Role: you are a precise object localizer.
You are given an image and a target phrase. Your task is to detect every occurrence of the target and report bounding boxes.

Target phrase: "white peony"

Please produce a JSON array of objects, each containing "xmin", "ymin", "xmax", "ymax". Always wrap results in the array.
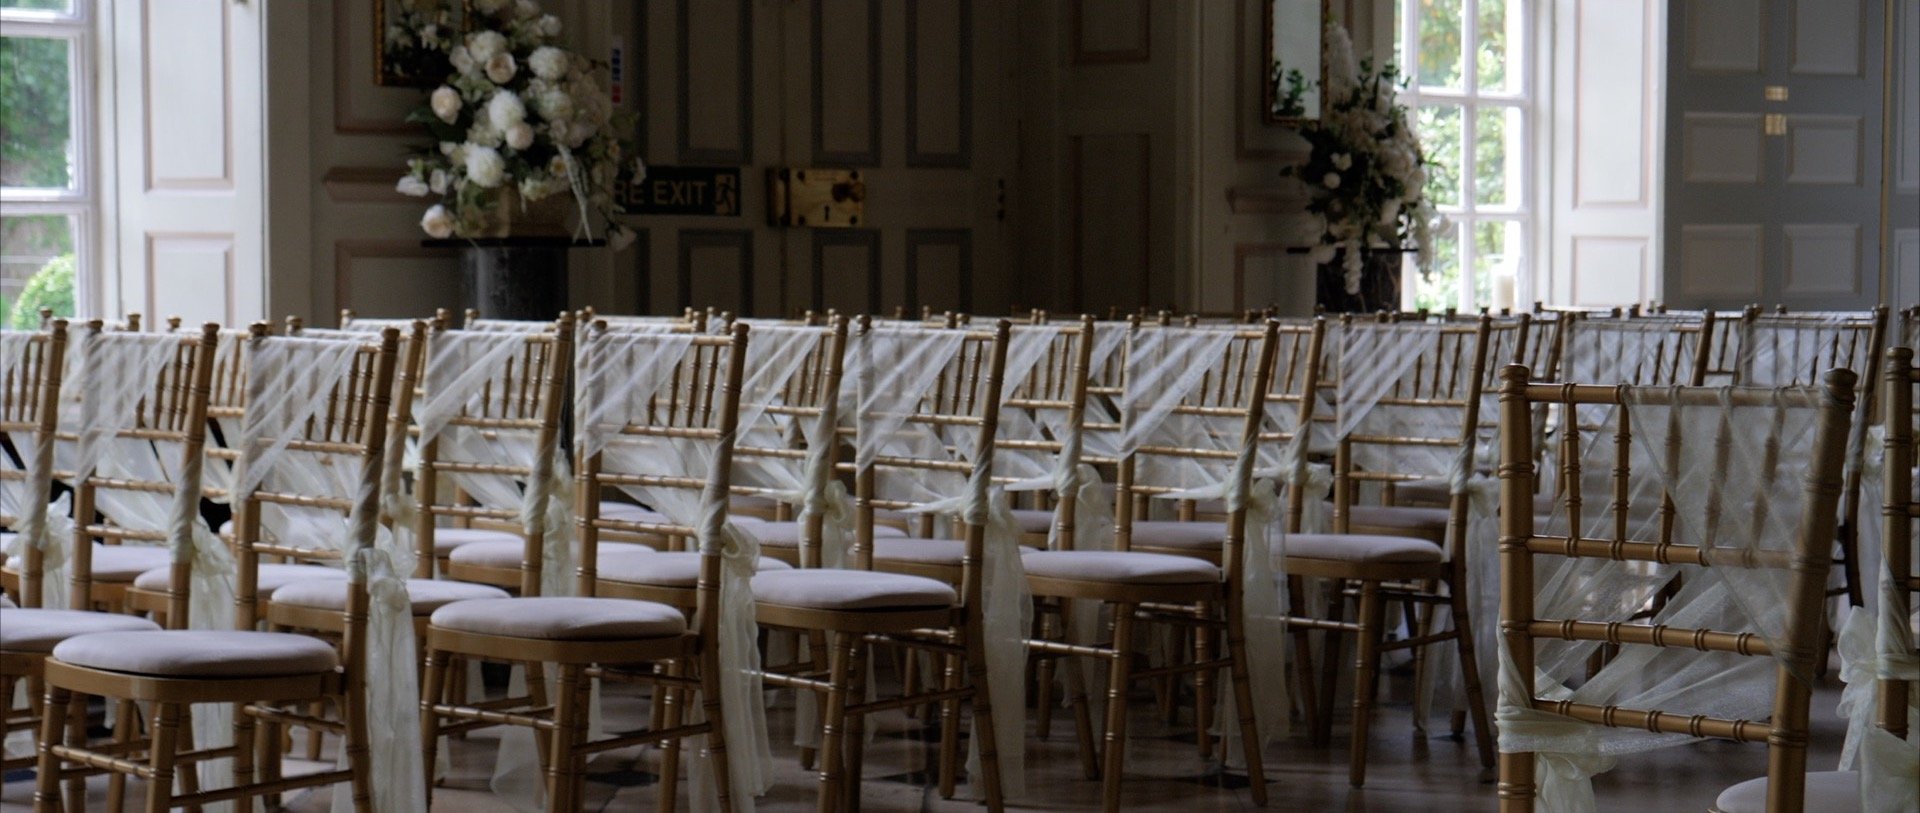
[
  {"xmin": 466, "ymin": 121, "xmax": 503, "ymax": 148},
  {"xmin": 534, "ymin": 88, "xmax": 573, "ymax": 122},
  {"xmin": 485, "ymin": 52, "xmax": 518, "ymax": 84},
  {"xmin": 487, "ymin": 90, "xmax": 526, "ymax": 130},
  {"xmin": 472, "ymin": 0, "xmax": 508, "ymax": 16},
  {"xmin": 467, "ymin": 30, "xmax": 508, "ymax": 63},
  {"xmin": 536, "ymin": 14, "xmax": 562, "ymax": 37},
  {"xmin": 449, "ymin": 45, "xmax": 477, "ymax": 78},
  {"xmin": 505, "ymin": 122, "xmax": 534, "ymax": 150},
  {"xmin": 1323, "ymin": 172, "xmax": 1343, "ymax": 190},
  {"xmin": 607, "ymin": 225, "xmax": 637, "ymax": 252},
  {"xmin": 430, "ymin": 85, "xmax": 462, "ymax": 124},
  {"xmin": 420, "ymin": 204, "xmax": 455, "ymax": 238},
  {"xmin": 1330, "ymin": 152, "xmax": 1352, "ymax": 171},
  {"xmin": 428, "ymin": 168, "xmax": 450, "ymax": 194},
  {"xmin": 396, "ymin": 175, "xmax": 431, "ymax": 197},
  {"xmin": 465, "ymin": 146, "xmax": 506, "ymax": 188},
  {"xmin": 528, "ymin": 46, "xmax": 569, "ymax": 81},
  {"xmin": 514, "ymin": 0, "xmax": 539, "ymax": 20}
]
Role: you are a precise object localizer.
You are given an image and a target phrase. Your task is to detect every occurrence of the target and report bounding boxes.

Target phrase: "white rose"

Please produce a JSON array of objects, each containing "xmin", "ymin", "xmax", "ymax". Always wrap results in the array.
[
  {"xmin": 547, "ymin": 119, "xmax": 571, "ymax": 145},
  {"xmin": 430, "ymin": 85, "xmax": 462, "ymax": 124},
  {"xmin": 467, "ymin": 30, "xmax": 507, "ymax": 63},
  {"xmin": 429, "ymin": 168, "xmax": 450, "ymax": 194},
  {"xmin": 420, "ymin": 204, "xmax": 455, "ymax": 239},
  {"xmin": 487, "ymin": 90, "xmax": 526, "ymax": 130},
  {"xmin": 1330, "ymin": 152, "xmax": 1352, "ymax": 171},
  {"xmin": 505, "ymin": 122, "xmax": 535, "ymax": 150},
  {"xmin": 536, "ymin": 14, "xmax": 562, "ymax": 37},
  {"xmin": 515, "ymin": 0, "xmax": 540, "ymax": 20},
  {"xmin": 396, "ymin": 175, "xmax": 431, "ymax": 197},
  {"xmin": 529, "ymin": 46, "xmax": 569, "ymax": 81},
  {"xmin": 472, "ymin": 0, "xmax": 508, "ymax": 16},
  {"xmin": 466, "ymin": 121, "xmax": 502, "ymax": 148},
  {"xmin": 548, "ymin": 155, "xmax": 570, "ymax": 177},
  {"xmin": 449, "ymin": 45, "xmax": 477, "ymax": 78},
  {"xmin": 631, "ymin": 156, "xmax": 648, "ymax": 180},
  {"xmin": 1323, "ymin": 172, "xmax": 1343, "ymax": 190},
  {"xmin": 465, "ymin": 146, "xmax": 506, "ymax": 188},
  {"xmin": 607, "ymin": 225, "xmax": 637, "ymax": 252},
  {"xmin": 485, "ymin": 52, "xmax": 518, "ymax": 84},
  {"xmin": 535, "ymin": 89, "xmax": 574, "ymax": 122}
]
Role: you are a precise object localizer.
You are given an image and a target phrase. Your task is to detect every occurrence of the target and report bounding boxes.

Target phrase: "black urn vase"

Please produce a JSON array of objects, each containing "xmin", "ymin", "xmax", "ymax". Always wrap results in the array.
[
  {"xmin": 1314, "ymin": 249, "xmax": 1407, "ymax": 314},
  {"xmin": 425, "ymin": 237, "xmax": 599, "ymax": 321}
]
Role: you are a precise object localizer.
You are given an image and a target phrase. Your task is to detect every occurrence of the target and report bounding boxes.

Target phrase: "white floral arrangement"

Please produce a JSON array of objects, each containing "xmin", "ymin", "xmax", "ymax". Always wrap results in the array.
[
  {"xmin": 389, "ymin": 0, "xmax": 640, "ymax": 248},
  {"xmin": 1281, "ymin": 26, "xmax": 1441, "ymax": 294}
]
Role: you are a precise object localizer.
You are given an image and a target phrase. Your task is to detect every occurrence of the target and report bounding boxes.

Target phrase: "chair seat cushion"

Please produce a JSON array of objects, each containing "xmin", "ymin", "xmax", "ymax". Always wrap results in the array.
[
  {"xmin": 271, "ymin": 578, "xmax": 509, "ymax": 615},
  {"xmin": 1712, "ymin": 771, "xmax": 1861, "ymax": 813},
  {"xmin": 9, "ymin": 544, "xmax": 173, "ymax": 582},
  {"xmin": 744, "ymin": 520, "xmax": 906, "ymax": 549},
  {"xmin": 448, "ymin": 539, "xmax": 654, "ymax": 571},
  {"xmin": 1283, "ymin": 533, "xmax": 1445, "ymax": 564},
  {"xmin": 429, "ymin": 597, "xmax": 686, "ymax": 640},
  {"xmin": 134, "ymin": 563, "xmax": 346, "ymax": 594},
  {"xmin": 1009, "ymin": 508, "xmax": 1056, "ymax": 534},
  {"xmin": 52, "ymin": 630, "xmax": 339, "ymax": 678},
  {"xmin": 0, "ymin": 609, "xmax": 161, "ymax": 652},
  {"xmin": 1394, "ymin": 480, "xmax": 1558, "ymax": 514},
  {"xmin": 1328, "ymin": 502, "xmax": 1452, "ymax": 533},
  {"xmin": 1020, "ymin": 550, "xmax": 1219, "ymax": 584},
  {"xmin": 598, "ymin": 551, "xmax": 791, "ymax": 587},
  {"xmin": 871, "ymin": 537, "xmax": 970, "ymax": 566},
  {"xmin": 1126, "ymin": 521, "xmax": 1226, "ymax": 551},
  {"xmin": 751, "ymin": 569, "xmax": 956, "ymax": 611},
  {"xmin": 432, "ymin": 527, "xmax": 520, "ymax": 556},
  {"xmin": 598, "ymin": 503, "xmax": 767, "ymax": 526}
]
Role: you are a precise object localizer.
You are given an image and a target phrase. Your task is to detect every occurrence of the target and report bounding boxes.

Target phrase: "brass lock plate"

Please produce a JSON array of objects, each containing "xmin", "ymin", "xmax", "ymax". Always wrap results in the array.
[{"xmin": 768, "ymin": 168, "xmax": 866, "ymax": 228}]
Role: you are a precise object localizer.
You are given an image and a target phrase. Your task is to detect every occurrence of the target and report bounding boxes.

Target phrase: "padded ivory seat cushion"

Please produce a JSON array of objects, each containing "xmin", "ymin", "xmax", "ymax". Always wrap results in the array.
[
  {"xmin": 1331, "ymin": 503, "xmax": 1452, "ymax": 534},
  {"xmin": 1711, "ymin": 771, "xmax": 1861, "ymax": 813},
  {"xmin": 1009, "ymin": 509, "xmax": 1055, "ymax": 534},
  {"xmin": 134, "ymin": 563, "xmax": 345, "ymax": 594},
  {"xmin": 0, "ymin": 593, "xmax": 14, "ymax": 608},
  {"xmin": 432, "ymin": 526, "xmax": 520, "ymax": 556},
  {"xmin": 271, "ymin": 578, "xmax": 509, "ymax": 615},
  {"xmin": 751, "ymin": 569, "xmax": 956, "ymax": 611},
  {"xmin": 597, "ymin": 551, "xmax": 791, "ymax": 587},
  {"xmin": 871, "ymin": 537, "xmax": 970, "ymax": 566},
  {"xmin": 1126, "ymin": 521, "xmax": 1227, "ymax": 550},
  {"xmin": 744, "ymin": 520, "xmax": 906, "ymax": 548},
  {"xmin": 598, "ymin": 502, "xmax": 767, "ymax": 526},
  {"xmin": 52, "ymin": 630, "xmax": 339, "ymax": 678},
  {"xmin": 1020, "ymin": 550, "xmax": 1218, "ymax": 585},
  {"xmin": 1283, "ymin": 533, "xmax": 1445, "ymax": 564},
  {"xmin": 430, "ymin": 597, "xmax": 686, "ymax": 640},
  {"xmin": 8, "ymin": 544, "xmax": 172, "ymax": 582},
  {"xmin": 1395, "ymin": 480, "xmax": 1558, "ymax": 515},
  {"xmin": 447, "ymin": 539, "xmax": 654, "ymax": 571},
  {"xmin": 0, "ymin": 609, "xmax": 160, "ymax": 652}
]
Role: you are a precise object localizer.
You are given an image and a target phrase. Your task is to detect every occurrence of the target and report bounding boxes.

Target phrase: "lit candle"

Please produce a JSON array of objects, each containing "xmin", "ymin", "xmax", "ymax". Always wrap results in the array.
[{"xmin": 1492, "ymin": 274, "xmax": 1517, "ymax": 313}]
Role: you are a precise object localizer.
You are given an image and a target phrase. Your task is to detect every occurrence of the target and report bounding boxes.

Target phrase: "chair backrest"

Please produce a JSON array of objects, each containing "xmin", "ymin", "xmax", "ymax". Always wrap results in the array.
[
  {"xmin": 1880, "ymin": 347, "xmax": 1918, "ymax": 741},
  {"xmin": 1494, "ymin": 365, "xmax": 1857, "ymax": 812},
  {"xmin": 990, "ymin": 318, "xmax": 1097, "ymax": 547},
  {"xmin": 409, "ymin": 316, "xmax": 574, "ymax": 589},
  {"xmin": 572, "ymin": 323, "xmax": 747, "ymax": 634},
  {"xmin": 227, "ymin": 328, "xmax": 398, "ymax": 634},
  {"xmin": 67, "ymin": 324, "xmax": 220, "ymax": 615},
  {"xmin": 1557, "ymin": 312, "xmax": 1711, "ymax": 387},
  {"xmin": 727, "ymin": 318, "xmax": 849, "ymax": 567},
  {"xmin": 842, "ymin": 318, "xmax": 1010, "ymax": 609},
  {"xmin": 1, "ymin": 321, "xmax": 69, "ymax": 608}
]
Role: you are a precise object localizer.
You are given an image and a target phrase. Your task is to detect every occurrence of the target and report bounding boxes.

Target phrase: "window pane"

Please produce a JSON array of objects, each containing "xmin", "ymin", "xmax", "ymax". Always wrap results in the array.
[
  {"xmin": 0, "ymin": 35, "xmax": 75, "ymax": 190},
  {"xmin": 0, "ymin": 0, "xmax": 74, "ymax": 12},
  {"xmin": 1474, "ymin": 106, "xmax": 1517, "ymax": 206},
  {"xmin": 1477, "ymin": 0, "xmax": 1512, "ymax": 93},
  {"xmin": 1, "ymin": 213, "xmax": 75, "ymax": 328},
  {"xmin": 1411, "ymin": 221, "xmax": 1461, "ymax": 312},
  {"xmin": 1417, "ymin": 0, "xmax": 1465, "ymax": 89},
  {"xmin": 1418, "ymin": 104, "xmax": 1463, "ymax": 207}
]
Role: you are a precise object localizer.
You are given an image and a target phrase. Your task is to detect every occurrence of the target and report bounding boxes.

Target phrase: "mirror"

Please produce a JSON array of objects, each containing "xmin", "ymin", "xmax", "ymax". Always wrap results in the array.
[{"xmin": 1265, "ymin": 0, "xmax": 1326, "ymax": 123}]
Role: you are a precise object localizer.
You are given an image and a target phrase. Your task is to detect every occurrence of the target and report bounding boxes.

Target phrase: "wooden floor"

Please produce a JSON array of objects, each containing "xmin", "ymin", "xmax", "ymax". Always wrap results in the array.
[{"xmin": 2, "ymin": 663, "xmax": 1848, "ymax": 812}]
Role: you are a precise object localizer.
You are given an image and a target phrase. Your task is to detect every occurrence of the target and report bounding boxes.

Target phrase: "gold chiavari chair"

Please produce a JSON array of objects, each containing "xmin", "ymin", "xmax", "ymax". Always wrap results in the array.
[
  {"xmin": 1738, "ymin": 307, "xmax": 1888, "ymax": 611},
  {"xmin": 1494, "ymin": 365, "xmax": 1857, "ymax": 813},
  {"xmin": 753, "ymin": 319, "xmax": 1013, "ymax": 813},
  {"xmin": 41, "ymin": 308, "xmax": 140, "ymax": 333},
  {"xmin": 2, "ymin": 322, "xmax": 164, "ymax": 783},
  {"xmin": 420, "ymin": 325, "xmax": 752, "ymax": 812},
  {"xmin": 35, "ymin": 327, "xmax": 400, "ymax": 813}
]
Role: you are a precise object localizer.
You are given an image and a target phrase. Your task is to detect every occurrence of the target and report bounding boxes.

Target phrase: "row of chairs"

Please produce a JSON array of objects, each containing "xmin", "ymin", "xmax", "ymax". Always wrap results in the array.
[{"xmin": 0, "ymin": 302, "xmax": 1914, "ymax": 813}]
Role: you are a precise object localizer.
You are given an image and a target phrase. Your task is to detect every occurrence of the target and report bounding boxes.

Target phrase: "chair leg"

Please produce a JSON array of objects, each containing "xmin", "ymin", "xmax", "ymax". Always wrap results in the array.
[
  {"xmin": 145, "ymin": 702, "xmax": 184, "ymax": 813},
  {"xmin": 1100, "ymin": 603, "xmax": 1136, "ymax": 813},
  {"xmin": 1449, "ymin": 581, "xmax": 1497, "ymax": 771},
  {"xmin": 1193, "ymin": 601, "xmax": 1214, "ymax": 758},
  {"xmin": 797, "ymin": 629, "xmax": 827, "ymax": 772},
  {"xmin": 61, "ymin": 692, "xmax": 86, "ymax": 812},
  {"xmin": 1314, "ymin": 580, "xmax": 1347, "ymax": 748},
  {"xmin": 697, "ymin": 654, "xmax": 737, "ymax": 813},
  {"xmin": 1348, "ymin": 582, "xmax": 1386, "ymax": 788},
  {"xmin": 33, "ymin": 685, "xmax": 71, "ymax": 813},
  {"xmin": 656, "ymin": 659, "xmax": 686, "ymax": 813},
  {"xmin": 964, "ymin": 624, "xmax": 1007, "ymax": 813},
  {"xmin": 420, "ymin": 649, "xmax": 449, "ymax": 802},
  {"xmin": 550, "ymin": 665, "xmax": 584, "ymax": 813},
  {"xmin": 1287, "ymin": 576, "xmax": 1320, "ymax": 738},
  {"xmin": 344, "ymin": 685, "xmax": 375, "ymax": 812},
  {"xmin": 1034, "ymin": 604, "xmax": 1057, "ymax": 741},
  {"xmin": 936, "ymin": 651, "xmax": 962, "ymax": 798},
  {"xmin": 231, "ymin": 702, "xmax": 257, "ymax": 812},
  {"xmin": 524, "ymin": 662, "xmax": 553, "ymax": 775},
  {"xmin": 107, "ymin": 698, "xmax": 135, "ymax": 811},
  {"xmin": 1224, "ymin": 597, "xmax": 1268, "ymax": 807},
  {"xmin": 845, "ymin": 642, "xmax": 870, "ymax": 813},
  {"xmin": 1060, "ymin": 602, "xmax": 1100, "ymax": 781},
  {"xmin": 816, "ymin": 633, "xmax": 857, "ymax": 813}
]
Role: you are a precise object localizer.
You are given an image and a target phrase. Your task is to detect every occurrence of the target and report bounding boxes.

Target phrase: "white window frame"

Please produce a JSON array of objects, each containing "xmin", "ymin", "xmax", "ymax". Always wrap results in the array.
[
  {"xmin": 1396, "ymin": 0, "xmax": 1534, "ymax": 312},
  {"xmin": 0, "ymin": 0, "xmax": 95, "ymax": 319}
]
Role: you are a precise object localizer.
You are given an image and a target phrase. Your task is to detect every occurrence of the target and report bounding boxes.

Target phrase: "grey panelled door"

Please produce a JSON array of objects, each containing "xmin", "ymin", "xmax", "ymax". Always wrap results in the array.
[
  {"xmin": 1664, "ymin": 0, "xmax": 1902, "ymax": 309},
  {"xmin": 622, "ymin": 0, "xmax": 1015, "ymax": 318}
]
